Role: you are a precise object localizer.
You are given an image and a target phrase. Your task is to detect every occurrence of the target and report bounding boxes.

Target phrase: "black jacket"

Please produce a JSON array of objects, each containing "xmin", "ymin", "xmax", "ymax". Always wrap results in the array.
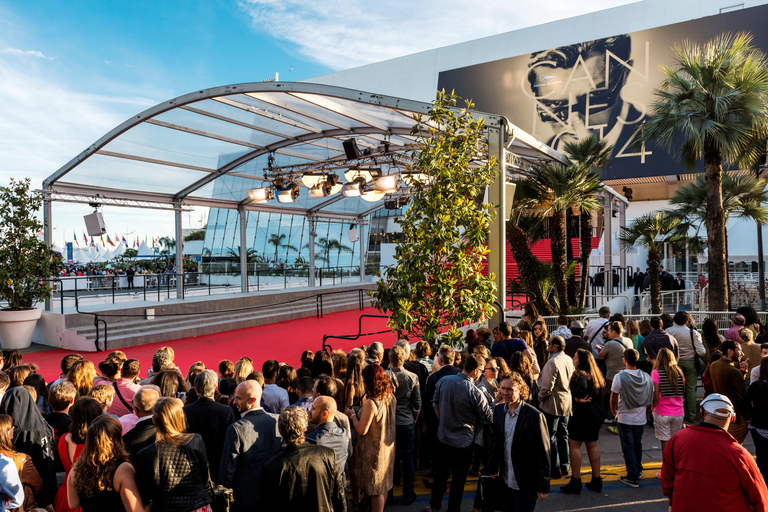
[
  {"xmin": 741, "ymin": 380, "xmax": 768, "ymax": 429},
  {"xmin": 123, "ymin": 418, "xmax": 157, "ymax": 462},
  {"xmin": 184, "ymin": 397, "xmax": 235, "ymax": 482},
  {"xmin": 486, "ymin": 402, "xmax": 551, "ymax": 495},
  {"xmin": 423, "ymin": 365, "xmax": 460, "ymax": 432},
  {"xmin": 135, "ymin": 434, "xmax": 212, "ymax": 512},
  {"xmin": 262, "ymin": 443, "xmax": 346, "ymax": 512}
]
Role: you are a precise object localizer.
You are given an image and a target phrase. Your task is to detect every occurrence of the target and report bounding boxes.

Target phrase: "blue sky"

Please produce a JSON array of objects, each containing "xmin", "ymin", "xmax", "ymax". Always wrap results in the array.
[{"xmin": 0, "ymin": 0, "xmax": 634, "ymax": 245}]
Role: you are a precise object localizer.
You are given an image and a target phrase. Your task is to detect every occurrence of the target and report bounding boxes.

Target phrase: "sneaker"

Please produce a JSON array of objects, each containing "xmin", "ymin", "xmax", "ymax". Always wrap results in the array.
[
  {"xmin": 608, "ymin": 426, "xmax": 620, "ymax": 434},
  {"xmin": 603, "ymin": 418, "xmax": 615, "ymax": 424},
  {"xmin": 619, "ymin": 476, "xmax": 640, "ymax": 488},
  {"xmin": 656, "ymin": 472, "xmax": 662, "ymax": 479}
]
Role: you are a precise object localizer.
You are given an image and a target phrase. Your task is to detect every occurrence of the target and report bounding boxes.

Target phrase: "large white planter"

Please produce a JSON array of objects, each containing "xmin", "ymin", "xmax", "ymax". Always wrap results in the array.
[{"xmin": 0, "ymin": 309, "xmax": 42, "ymax": 350}]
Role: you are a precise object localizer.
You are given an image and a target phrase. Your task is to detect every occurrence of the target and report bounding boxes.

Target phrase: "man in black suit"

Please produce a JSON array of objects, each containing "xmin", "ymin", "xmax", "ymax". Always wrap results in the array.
[
  {"xmin": 219, "ymin": 380, "xmax": 282, "ymax": 512},
  {"xmin": 632, "ymin": 267, "xmax": 644, "ymax": 297},
  {"xmin": 123, "ymin": 386, "xmax": 160, "ymax": 461},
  {"xmin": 485, "ymin": 372, "xmax": 551, "ymax": 512},
  {"xmin": 184, "ymin": 370, "xmax": 235, "ymax": 482}
]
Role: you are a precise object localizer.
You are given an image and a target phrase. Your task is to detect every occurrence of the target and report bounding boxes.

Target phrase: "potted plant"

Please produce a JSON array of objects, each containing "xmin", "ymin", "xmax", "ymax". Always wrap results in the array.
[{"xmin": 0, "ymin": 178, "xmax": 61, "ymax": 349}]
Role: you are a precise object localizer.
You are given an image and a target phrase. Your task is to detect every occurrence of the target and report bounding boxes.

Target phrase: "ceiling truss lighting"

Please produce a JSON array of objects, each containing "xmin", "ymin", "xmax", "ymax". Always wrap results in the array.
[{"xmin": 246, "ymin": 186, "xmax": 274, "ymax": 204}]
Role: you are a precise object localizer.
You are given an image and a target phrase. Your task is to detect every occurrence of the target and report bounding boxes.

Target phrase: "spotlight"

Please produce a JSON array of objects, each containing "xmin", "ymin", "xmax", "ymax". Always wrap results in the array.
[
  {"xmin": 301, "ymin": 172, "xmax": 326, "ymax": 188},
  {"xmin": 361, "ymin": 189, "xmax": 386, "ymax": 202},
  {"xmin": 246, "ymin": 187, "xmax": 274, "ymax": 204},
  {"xmin": 342, "ymin": 177, "xmax": 366, "ymax": 197},
  {"xmin": 373, "ymin": 174, "xmax": 397, "ymax": 193},
  {"xmin": 344, "ymin": 166, "xmax": 379, "ymax": 184},
  {"xmin": 274, "ymin": 179, "xmax": 300, "ymax": 203},
  {"xmin": 308, "ymin": 175, "xmax": 341, "ymax": 198}
]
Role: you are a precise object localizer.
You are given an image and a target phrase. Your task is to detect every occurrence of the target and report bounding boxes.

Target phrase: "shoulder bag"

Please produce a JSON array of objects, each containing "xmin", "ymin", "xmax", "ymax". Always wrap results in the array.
[
  {"xmin": 690, "ymin": 328, "xmax": 706, "ymax": 375},
  {"xmin": 112, "ymin": 382, "xmax": 133, "ymax": 413}
]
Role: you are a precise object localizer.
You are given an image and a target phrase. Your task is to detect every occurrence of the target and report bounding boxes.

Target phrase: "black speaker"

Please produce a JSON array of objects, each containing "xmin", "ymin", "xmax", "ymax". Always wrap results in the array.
[{"xmin": 343, "ymin": 138, "xmax": 362, "ymax": 160}]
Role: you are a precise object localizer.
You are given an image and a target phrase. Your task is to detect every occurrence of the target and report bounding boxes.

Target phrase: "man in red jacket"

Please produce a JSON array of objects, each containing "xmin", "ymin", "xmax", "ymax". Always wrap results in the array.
[{"xmin": 662, "ymin": 394, "xmax": 768, "ymax": 511}]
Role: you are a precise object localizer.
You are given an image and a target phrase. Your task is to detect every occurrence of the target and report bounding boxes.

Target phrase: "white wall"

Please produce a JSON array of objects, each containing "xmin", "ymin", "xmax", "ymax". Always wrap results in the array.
[{"xmin": 307, "ymin": 0, "xmax": 768, "ymax": 102}]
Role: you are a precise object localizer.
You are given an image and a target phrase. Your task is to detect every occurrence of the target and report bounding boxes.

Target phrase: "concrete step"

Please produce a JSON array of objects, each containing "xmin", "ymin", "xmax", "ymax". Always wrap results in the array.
[{"xmin": 79, "ymin": 295, "xmax": 371, "ymax": 350}]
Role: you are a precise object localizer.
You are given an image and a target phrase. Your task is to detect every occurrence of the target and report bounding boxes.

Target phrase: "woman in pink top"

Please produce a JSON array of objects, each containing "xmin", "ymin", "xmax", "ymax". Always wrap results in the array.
[
  {"xmin": 94, "ymin": 358, "xmax": 141, "ymax": 417},
  {"xmin": 652, "ymin": 348, "xmax": 685, "ymax": 464}
]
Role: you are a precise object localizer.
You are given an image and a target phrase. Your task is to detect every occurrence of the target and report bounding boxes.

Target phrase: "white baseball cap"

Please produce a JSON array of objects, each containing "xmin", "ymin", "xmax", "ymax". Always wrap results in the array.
[{"xmin": 700, "ymin": 394, "xmax": 735, "ymax": 419}]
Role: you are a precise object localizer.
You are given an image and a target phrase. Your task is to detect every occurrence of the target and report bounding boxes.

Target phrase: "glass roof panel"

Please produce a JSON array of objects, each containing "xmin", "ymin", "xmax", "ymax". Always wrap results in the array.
[
  {"xmin": 100, "ymin": 122, "xmax": 253, "ymax": 171},
  {"xmin": 236, "ymin": 93, "xmax": 368, "ymax": 132},
  {"xmin": 189, "ymin": 99, "xmax": 311, "ymax": 140},
  {"xmin": 62, "ymin": 154, "xmax": 206, "ymax": 194}
]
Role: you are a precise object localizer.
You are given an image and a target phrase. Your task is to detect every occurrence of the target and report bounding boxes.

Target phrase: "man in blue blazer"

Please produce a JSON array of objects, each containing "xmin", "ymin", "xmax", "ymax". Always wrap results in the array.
[{"xmin": 485, "ymin": 372, "xmax": 551, "ymax": 511}]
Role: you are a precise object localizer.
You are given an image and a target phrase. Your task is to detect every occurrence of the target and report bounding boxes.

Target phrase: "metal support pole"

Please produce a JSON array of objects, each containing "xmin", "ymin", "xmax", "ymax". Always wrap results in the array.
[
  {"xmin": 619, "ymin": 201, "xmax": 627, "ymax": 292},
  {"xmin": 603, "ymin": 194, "xmax": 613, "ymax": 298},
  {"xmin": 238, "ymin": 205, "xmax": 248, "ymax": 293},
  {"xmin": 308, "ymin": 219, "xmax": 317, "ymax": 287},
  {"xmin": 488, "ymin": 125, "xmax": 507, "ymax": 326},
  {"xmin": 757, "ymin": 165, "xmax": 766, "ymax": 311},
  {"xmin": 359, "ymin": 221, "xmax": 366, "ymax": 282},
  {"xmin": 174, "ymin": 207, "xmax": 184, "ymax": 299},
  {"xmin": 43, "ymin": 199, "xmax": 53, "ymax": 311}
]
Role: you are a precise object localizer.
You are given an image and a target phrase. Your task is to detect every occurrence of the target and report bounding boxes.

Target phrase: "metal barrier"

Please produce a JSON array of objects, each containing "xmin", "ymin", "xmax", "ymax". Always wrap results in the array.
[{"xmin": 539, "ymin": 310, "xmax": 765, "ymax": 334}]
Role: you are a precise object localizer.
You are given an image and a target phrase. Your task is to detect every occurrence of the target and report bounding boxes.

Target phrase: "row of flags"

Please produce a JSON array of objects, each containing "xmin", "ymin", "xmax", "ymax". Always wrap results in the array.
[{"xmin": 71, "ymin": 232, "xmax": 164, "ymax": 249}]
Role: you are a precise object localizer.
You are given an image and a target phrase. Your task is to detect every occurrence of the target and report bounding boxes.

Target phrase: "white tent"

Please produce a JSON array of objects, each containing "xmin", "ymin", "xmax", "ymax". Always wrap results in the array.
[
  {"xmin": 112, "ymin": 243, "xmax": 126, "ymax": 257},
  {"xmin": 87, "ymin": 247, "xmax": 99, "ymax": 261},
  {"xmin": 102, "ymin": 248, "xmax": 115, "ymax": 260},
  {"xmin": 74, "ymin": 248, "xmax": 90, "ymax": 263},
  {"xmin": 137, "ymin": 241, "xmax": 155, "ymax": 257}
]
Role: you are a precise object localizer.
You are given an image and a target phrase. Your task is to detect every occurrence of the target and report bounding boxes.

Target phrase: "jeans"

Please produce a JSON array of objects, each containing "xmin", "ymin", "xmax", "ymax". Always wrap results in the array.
[
  {"xmin": 751, "ymin": 429, "xmax": 768, "ymax": 483},
  {"xmin": 502, "ymin": 485, "xmax": 538, "ymax": 512},
  {"xmin": 618, "ymin": 423, "xmax": 645, "ymax": 480},
  {"xmin": 430, "ymin": 441, "xmax": 473, "ymax": 512},
  {"xmin": 395, "ymin": 423, "xmax": 416, "ymax": 500},
  {"xmin": 543, "ymin": 412, "xmax": 570, "ymax": 473},
  {"xmin": 678, "ymin": 360, "xmax": 698, "ymax": 422}
]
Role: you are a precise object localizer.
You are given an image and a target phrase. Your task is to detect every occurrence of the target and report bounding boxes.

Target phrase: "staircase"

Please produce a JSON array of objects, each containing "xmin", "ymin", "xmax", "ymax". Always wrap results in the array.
[{"xmin": 62, "ymin": 285, "xmax": 373, "ymax": 351}]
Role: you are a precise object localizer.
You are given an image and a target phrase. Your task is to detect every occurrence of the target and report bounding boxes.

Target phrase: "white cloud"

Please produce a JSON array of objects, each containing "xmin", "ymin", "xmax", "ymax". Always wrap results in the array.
[
  {"xmin": 0, "ymin": 48, "xmax": 54, "ymax": 59},
  {"xmin": 238, "ymin": 0, "xmax": 636, "ymax": 70}
]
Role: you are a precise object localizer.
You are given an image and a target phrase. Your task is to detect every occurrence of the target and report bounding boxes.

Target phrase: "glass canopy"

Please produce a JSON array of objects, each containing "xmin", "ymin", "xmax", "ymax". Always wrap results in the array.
[{"xmin": 44, "ymin": 82, "xmax": 569, "ymax": 219}]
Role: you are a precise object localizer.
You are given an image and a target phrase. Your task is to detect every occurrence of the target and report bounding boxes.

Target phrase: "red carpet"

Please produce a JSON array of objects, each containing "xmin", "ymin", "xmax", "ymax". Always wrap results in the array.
[{"xmin": 27, "ymin": 307, "xmax": 398, "ymax": 383}]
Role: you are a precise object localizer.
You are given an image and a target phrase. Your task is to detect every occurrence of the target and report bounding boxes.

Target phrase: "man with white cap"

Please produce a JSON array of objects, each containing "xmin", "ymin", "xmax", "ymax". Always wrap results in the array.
[{"xmin": 661, "ymin": 394, "xmax": 768, "ymax": 511}]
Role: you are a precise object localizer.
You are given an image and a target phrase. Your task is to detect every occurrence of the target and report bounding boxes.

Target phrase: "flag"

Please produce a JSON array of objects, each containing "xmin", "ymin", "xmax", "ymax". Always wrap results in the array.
[
  {"xmin": 101, "ymin": 236, "xmax": 105, "ymax": 247},
  {"xmin": 136, "ymin": 236, "xmax": 139, "ymax": 248},
  {"xmin": 122, "ymin": 236, "xmax": 128, "ymax": 246},
  {"xmin": 90, "ymin": 237, "xmax": 94, "ymax": 248},
  {"xmin": 74, "ymin": 231, "xmax": 79, "ymax": 247},
  {"xmin": 83, "ymin": 232, "xmax": 88, "ymax": 245},
  {"xmin": 106, "ymin": 234, "xmax": 115, "ymax": 247}
]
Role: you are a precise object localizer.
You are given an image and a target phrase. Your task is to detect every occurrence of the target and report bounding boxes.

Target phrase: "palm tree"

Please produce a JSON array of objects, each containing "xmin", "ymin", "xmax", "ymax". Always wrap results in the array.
[
  {"xmin": 620, "ymin": 212, "xmax": 691, "ymax": 314},
  {"xmin": 225, "ymin": 246, "xmax": 259, "ymax": 274},
  {"xmin": 305, "ymin": 237, "xmax": 353, "ymax": 266},
  {"xmin": 563, "ymin": 136, "xmax": 611, "ymax": 309},
  {"xmin": 635, "ymin": 32, "xmax": 768, "ymax": 311},
  {"xmin": 669, "ymin": 173, "xmax": 768, "ymax": 307},
  {"xmin": 518, "ymin": 163, "xmax": 603, "ymax": 314},
  {"xmin": 506, "ymin": 195, "xmax": 553, "ymax": 315},
  {"xmin": 266, "ymin": 233, "xmax": 298, "ymax": 265}
]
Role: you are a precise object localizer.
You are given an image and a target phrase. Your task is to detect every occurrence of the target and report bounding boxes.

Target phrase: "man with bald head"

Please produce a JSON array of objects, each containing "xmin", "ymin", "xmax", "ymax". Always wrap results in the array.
[
  {"xmin": 123, "ymin": 386, "xmax": 160, "ymax": 461},
  {"xmin": 219, "ymin": 380, "xmax": 282, "ymax": 511},
  {"xmin": 307, "ymin": 396, "xmax": 351, "ymax": 478}
]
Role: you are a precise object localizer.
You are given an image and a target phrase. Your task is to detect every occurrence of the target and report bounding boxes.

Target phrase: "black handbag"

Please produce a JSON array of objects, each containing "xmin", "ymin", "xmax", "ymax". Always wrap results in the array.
[
  {"xmin": 690, "ymin": 328, "xmax": 706, "ymax": 374},
  {"xmin": 206, "ymin": 478, "xmax": 234, "ymax": 512},
  {"xmin": 473, "ymin": 475, "xmax": 504, "ymax": 512}
]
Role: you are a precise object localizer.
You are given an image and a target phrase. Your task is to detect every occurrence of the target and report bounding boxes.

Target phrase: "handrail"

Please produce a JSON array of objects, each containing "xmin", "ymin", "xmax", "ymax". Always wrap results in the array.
[
  {"xmin": 73, "ymin": 297, "xmax": 108, "ymax": 352},
  {"xmin": 322, "ymin": 314, "xmax": 391, "ymax": 353}
]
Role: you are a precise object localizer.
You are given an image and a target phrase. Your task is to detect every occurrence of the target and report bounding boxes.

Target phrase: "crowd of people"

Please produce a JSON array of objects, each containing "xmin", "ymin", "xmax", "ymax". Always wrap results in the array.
[{"xmin": 0, "ymin": 303, "xmax": 767, "ymax": 511}]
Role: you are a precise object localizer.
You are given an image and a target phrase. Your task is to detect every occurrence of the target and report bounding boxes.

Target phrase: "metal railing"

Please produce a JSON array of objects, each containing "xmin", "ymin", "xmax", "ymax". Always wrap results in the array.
[{"xmin": 43, "ymin": 266, "xmax": 376, "ymax": 312}]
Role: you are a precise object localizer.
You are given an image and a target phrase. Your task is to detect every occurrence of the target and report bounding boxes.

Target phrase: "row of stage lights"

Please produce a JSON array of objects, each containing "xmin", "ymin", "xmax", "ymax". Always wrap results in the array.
[{"xmin": 246, "ymin": 167, "xmax": 428, "ymax": 204}]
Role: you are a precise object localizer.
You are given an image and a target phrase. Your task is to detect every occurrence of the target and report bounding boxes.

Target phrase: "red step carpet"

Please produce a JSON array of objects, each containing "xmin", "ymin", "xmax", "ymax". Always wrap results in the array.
[{"xmin": 27, "ymin": 307, "xmax": 398, "ymax": 383}]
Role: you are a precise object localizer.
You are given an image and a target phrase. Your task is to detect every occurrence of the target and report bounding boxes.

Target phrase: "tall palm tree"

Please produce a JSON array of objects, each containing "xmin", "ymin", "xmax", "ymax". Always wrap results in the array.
[
  {"xmin": 669, "ymin": 173, "xmax": 768, "ymax": 307},
  {"xmin": 635, "ymin": 32, "xmax": 768, "ymax": 311},
  {"xmin": 267, "ymin": 233, "xmax": 298, "ymax": 264},
  {"xmin": 620, "ymin": 212, "xmax": 691, "ymax": 314},
  {"xmin": 563, "ymin": 136, "xmax": 610, "ymax": 308},
  {"xmin": 506, "ymin": 192, "xmax": 553, "ymax": 315},
  {"xmin": 518, "ymin": 163, "xmax": 603, "ymax": 314}
]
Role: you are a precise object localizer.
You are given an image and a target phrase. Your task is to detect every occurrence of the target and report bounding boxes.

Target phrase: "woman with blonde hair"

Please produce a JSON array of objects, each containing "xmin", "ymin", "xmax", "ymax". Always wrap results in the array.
[
  {"xmin": 651, "ymin": 348, "xmax": 685, "ymax": 455},
  {"xmin": 740, "ymin": 328, "xmax": 762, "ymax": 376},
  {"xmin": 135, "ymin": 398, "xmax": 211, "ymax": 512},
  {"xmin": 67, "ymin": 361, "xmax": 97, "ymax": 398},
  {"xmin": 67, "ymin": 415, "xmax": 148, "ymax": 511},
  {"xmin": 0, "ymin": 414, "xmax": 42, "ymax": 511},
  {"xmin": 233, "ymin": 357, "xmax": 253, "ymax": 384}
]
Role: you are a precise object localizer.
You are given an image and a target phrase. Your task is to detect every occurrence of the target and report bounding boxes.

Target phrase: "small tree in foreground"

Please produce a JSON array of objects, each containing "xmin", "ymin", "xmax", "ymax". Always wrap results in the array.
[
  {"xmin": 371, "ymin": 91, "xmax": 497, "ymax": 346},
  {"xmin": 0, "ymin": 178, "xmax": 60, "ymax": 310}
]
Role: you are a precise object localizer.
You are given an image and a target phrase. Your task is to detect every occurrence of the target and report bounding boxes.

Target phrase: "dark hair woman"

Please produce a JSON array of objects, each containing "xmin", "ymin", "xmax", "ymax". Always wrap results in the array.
[
  {"xmin": 311, "ymin": 350, "xmax": 334, "ymax": 379},
  {"xmin": 701, "ymin": 318, "xmax": 724, "ymax": 359},
  {"xmin": 0, "ymin": 414, "xmax": 43, "ymax": 511},
  {"xmin": 150, "ymin": 370, "xmax": 188, "ymax": 399},
  {"xmin": 0, "ymin": 387, "xmax": 57, "ymax": 507},
  {"xmin": 135, "ymin": 397, "xmax": 212, "ymax": 512},
  {"xmin": 2, "ymin": 350, "xmax": 22, "ymax": 373},
  {"xmin": 561, "ymin": 349, "xmax": 607, "ymax": 494},
  {"xmin": 276, "ymin": 365, "xmax": 299, "ymax": 404},
  {"xmin": 345, "ymin": 364, "xmax": 395, "ymax": 512},
  {"xmin": 67, "ymin": 415, "xmax": 149, "ymax": 512},
  {"xmin": 53, "ymin": 397, "xmax": 104, "ymax": 512},
  {"xmin": 23, "ymin": 373, "xmax": 50, "ymax": 414},
  {"xmin": 508, "ymin": 352, "xmax": 536, "ymax": 407}
]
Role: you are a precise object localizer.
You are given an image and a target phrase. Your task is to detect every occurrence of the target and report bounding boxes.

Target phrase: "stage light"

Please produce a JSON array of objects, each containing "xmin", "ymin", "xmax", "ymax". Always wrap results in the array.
[
  {"xmin": 373, "ymin": 174, "xmax": 397, "ymax": 193},
  {"xmin": 275, "ymin": 182, "xmax": 300, "ymax": 203},
  {"xmin": 361, "ymin": 189, "xmax": 386, "ymax": 202},
  {"xmin": 301, "ymin": 172, "xmax": 325, "ymax": 188},
  {"xmin": 246, "ymin": 187, "xmax": 274, "ymax": 204},
  {"xmin": 342, "ymin": 177, "xmax": 366, "ymax": 197}
]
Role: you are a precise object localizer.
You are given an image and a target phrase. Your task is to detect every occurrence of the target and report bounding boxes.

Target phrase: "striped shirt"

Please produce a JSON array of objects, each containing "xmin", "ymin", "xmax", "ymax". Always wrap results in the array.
[{"xmin": 652, "ymin": 367, "xmax": 684, "ymax": 417}]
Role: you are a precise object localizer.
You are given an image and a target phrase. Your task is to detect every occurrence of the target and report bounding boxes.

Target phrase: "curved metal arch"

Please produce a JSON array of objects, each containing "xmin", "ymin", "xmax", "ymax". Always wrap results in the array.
[
  {"xmin": 44, "ymin": 82, "xmax": 478, "ymax": 190},
  {"xmin": 175, "ymin": 126, "xmax": 420, "ymax": 202}
]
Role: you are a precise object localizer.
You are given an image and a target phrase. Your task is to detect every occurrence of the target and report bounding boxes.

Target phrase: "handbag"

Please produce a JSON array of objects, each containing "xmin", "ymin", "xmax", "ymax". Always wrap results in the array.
[
  {"xmin": 473, "ymin": 475, "xmax": 504, "ymax": 512},
  {"xmin": 206, "ymin": 478, "xmax": 234, "ymax": 512},
  {"xmin": 690, "ymin": 328, "xmax": 706, "ymax": 375}
]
